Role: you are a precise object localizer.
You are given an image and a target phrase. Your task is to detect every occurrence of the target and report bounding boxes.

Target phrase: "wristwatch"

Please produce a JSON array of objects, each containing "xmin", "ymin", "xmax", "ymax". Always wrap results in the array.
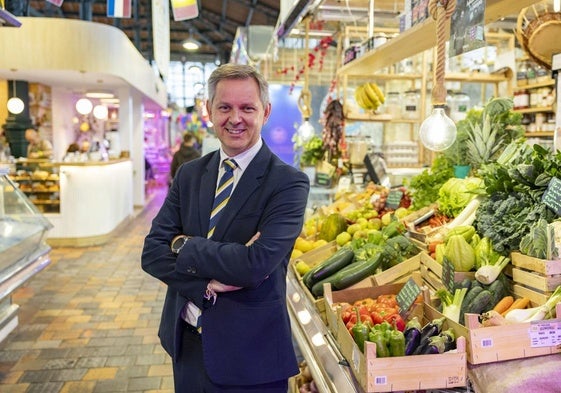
[{"xmin": 171, "ymin": 235, "xmax": 191, "ymax": 254}]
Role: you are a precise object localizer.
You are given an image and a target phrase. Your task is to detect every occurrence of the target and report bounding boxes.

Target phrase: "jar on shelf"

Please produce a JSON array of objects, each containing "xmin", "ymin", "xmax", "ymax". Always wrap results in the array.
[
  {"xmin": 517, "ymin": 60, "xmax": 528, "ymax": 86},
  {"xmin": 449, "ymin": 91, "xmax": 470, "ymax": 122},
  {"xmin": 535, "ymin": 63, "xmax": 551, "ymax": 83},
  {"xmin": 513, "ymin": 89, "xmax": 530, "ymax": 110},
  {"xmin": 385, "ymin": 92, "xmax": 401, "ymax": 117},
  {"xmin": 402, "ymin": 90, "xmax": 420, "ymax": 119},
  {"xmin": 526, "ymin": 61, "xmax": 537, "ymax": 85}
]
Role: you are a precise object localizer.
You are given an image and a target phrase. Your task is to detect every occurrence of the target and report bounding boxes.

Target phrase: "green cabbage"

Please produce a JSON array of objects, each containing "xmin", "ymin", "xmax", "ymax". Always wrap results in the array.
[{"xmin": 438, "ymin": 177, "xmax": 484, "ymax": 218}]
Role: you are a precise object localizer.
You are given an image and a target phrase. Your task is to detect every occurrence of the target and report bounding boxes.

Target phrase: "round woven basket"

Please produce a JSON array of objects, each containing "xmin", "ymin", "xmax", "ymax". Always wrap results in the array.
[{"xmin": 515, "ymin": 1, "xmax": 561, "ymax": 69}]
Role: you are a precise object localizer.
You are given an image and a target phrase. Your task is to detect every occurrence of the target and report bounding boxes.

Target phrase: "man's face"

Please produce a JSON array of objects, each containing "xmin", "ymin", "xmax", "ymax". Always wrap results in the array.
[{"xmin": 207, "ymin": 78, "xmax": 271, "ymax": 157}]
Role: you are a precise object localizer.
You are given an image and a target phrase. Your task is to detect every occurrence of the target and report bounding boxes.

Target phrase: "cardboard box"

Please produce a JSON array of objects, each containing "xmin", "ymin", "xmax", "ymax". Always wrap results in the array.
[
  {"xmin": 325, "ymin": 284, "xmax": 467, "ymax": 392},
  {"xmin": 419, "ymin": 252, "xmax": 475, "ymax": 291},
  {"xmin": 510, "ymin": 252, "xmax": 561, "ymax": 305}
]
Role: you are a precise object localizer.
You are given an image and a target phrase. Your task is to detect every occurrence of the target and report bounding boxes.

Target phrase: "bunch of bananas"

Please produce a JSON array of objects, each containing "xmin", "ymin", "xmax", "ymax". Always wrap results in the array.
[{"xmin": 354, "ymin": 82, "xmax": 385, "ymax": 111}]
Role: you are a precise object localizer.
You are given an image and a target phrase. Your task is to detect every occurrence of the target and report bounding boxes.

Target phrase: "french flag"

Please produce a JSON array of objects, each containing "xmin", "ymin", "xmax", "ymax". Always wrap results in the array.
[
  {"xmin": 107, "ymin": 0, "xmax": 132, "ymax": 18},
  {"xmin": 171, "ymin": 0, "xmax": 198, "ymax": 21}
]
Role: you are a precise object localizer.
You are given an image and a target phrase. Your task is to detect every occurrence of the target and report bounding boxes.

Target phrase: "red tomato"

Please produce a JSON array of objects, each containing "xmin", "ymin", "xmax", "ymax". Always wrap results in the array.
[
  {"xmin": 377, "ymin": 294, "xmax": 398, "ymax": 308},
  {"xmin": 369, "ymin": 310, "xmax": 385, "ymax": 325}
]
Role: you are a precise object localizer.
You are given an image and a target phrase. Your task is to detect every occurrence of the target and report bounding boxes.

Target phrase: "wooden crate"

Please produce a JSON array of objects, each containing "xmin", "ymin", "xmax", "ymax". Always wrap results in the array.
[
  {"xmin": 510, "ymin": 252, "xmax": 561, "ymax": 305},
  {"xmin": 330, "ymin": 287, "xmax": 466, "ymax": 392},
  {"xmin": 290, "ymin": 241, "xmax": 338, "ymax": 321},
  {"xmin": 425, "ymin": 301, "xmax": 561, "ymax": 365},
  {"xmin": 323, "ymin": 255, "xmax": 423, "ymax": 338},
  {"xmin": 420, "ymin": 252, "xmax": 475, "ymax": 292}
]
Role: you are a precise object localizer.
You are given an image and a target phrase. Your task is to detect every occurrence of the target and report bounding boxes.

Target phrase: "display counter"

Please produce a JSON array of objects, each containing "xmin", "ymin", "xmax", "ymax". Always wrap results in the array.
[
  {"xmin": 6, "ymin": 159, "xmax": 134, "ymax": 247},
  {"xmin": 0, "ymin": 167, "xmax": 52, "ymax": 343},
  {"xmin": 47, "ymin": 159, "xmax": 133, "ymax": 246}
]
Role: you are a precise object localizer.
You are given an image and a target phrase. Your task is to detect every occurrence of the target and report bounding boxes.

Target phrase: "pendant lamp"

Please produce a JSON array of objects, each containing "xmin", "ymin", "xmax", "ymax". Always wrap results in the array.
[
  {"xmin": 7, "ymin": 79, "xmax": 24, "ymax": 114},
  {"xmin": 419, "ymin": 0, "xmax": 457, "ymax": 152}
]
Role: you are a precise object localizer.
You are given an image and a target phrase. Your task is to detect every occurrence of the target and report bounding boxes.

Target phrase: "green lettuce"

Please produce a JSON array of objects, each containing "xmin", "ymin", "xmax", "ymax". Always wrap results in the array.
[{"xmin": 438, "ymin": 177, "xmax": 484, "ymax": 218}]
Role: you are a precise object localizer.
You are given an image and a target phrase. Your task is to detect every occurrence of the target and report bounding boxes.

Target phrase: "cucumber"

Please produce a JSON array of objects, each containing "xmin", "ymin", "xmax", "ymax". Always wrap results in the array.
[
  {"xmin": 455, "ymin": 278, "xmax": 472, "ymax": 292},
  {"xmin": 305, "ymin": 247, "xmax": 355, "ymax": 289},
  {"xmin": 331, "ymin": 254, "xmax": 383, "ymax": 290}
]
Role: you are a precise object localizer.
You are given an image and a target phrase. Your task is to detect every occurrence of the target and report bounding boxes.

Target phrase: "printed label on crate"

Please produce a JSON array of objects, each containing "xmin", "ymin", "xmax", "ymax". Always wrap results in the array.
[
  {"xmin": 480, "ymin": 337, "xmax": 494, "ymax": 348},
  {"xmin": 529, "ymin": 319, "xmax": 561, "ymax": 347},
  {"xmin": 397, "ymin": 277, "xmax": 421, "ymax": 315},
  {"xmin": 542, "ymin": 176, "xmax": 561, "ymax": 216},
  {"xmin": 374, "ymin": 375, "xmax": 388, "ymax": 385},
  {"xmin": 442, "ymin": 257, "xmax": 456, "ymax": 293}
]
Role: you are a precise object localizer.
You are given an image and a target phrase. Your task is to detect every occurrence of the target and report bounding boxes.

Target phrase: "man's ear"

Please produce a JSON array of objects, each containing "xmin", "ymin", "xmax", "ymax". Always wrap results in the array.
[{"xmin": 263, "ymin": 102, "xmax": 272, "ymax": 124}]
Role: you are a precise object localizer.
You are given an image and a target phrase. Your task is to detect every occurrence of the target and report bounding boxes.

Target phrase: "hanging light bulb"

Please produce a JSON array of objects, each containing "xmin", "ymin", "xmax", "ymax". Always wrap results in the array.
[
  {"xmin": 76, "ymin": 98, "xmax": 93, "ymax": 115},
  {"xmin": 555, "ymin": 0, "xmax": 560, "ymax": 12},
  {"xmin": 297, "ymin": 119, "xmax": 315, "ymax": 141},
  {"xmin": 7, "ymin": 79, "xmax": 24, "ymax": 114},
  {"xmin": 420, "ymin": 0, "xmax": 457, "ymax": 152},
  {"xmin": 419, "ymin": 105, "xmax": 457, "ymax": 151},
  {"xmin": 93, "ymin": 104, "xmax": 109, "ymax": 120}
]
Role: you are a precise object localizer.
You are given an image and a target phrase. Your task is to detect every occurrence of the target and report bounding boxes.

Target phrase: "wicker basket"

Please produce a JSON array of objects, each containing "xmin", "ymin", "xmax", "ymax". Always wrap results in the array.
[{"xmin": 515, "ymin": 0, "xmax": 561, "ymax": 69}]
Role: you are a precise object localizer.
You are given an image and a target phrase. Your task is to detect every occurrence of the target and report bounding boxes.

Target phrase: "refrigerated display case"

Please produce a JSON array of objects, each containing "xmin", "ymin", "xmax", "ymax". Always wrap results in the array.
[{"xmin": 0, "ymin": 167, "xmax": 53, "ymax": 343}]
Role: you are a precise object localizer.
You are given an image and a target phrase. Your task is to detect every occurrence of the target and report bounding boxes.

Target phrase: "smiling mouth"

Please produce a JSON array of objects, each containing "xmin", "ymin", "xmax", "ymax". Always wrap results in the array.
[{"xmin": 226, "ymin": 128, "xmax": 244, "ymax": 134}]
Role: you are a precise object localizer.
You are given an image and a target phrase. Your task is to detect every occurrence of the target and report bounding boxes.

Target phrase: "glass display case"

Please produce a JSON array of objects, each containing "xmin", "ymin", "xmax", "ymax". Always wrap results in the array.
[{"xmin": 0, "ymin": 166, "xmax": 53, "ymax": 343}]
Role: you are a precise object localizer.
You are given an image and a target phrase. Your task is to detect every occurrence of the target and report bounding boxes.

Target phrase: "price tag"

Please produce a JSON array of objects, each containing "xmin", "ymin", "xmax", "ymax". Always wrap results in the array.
[
  {"xmin": 542, "ymin": 177, "xmax": 561, "ymax": 216},
  {"xmin": 442, "ymin": 257, "xmax": 456, "ymax": 293},
  {"xmin": 385, "ymin": 189, "xmax": 403, "ymax": 210},
  {"xmin": 396, "ymin": 278, "xmax": 421, "ymax": 316},
  {"xmin": 529, "ymin": 319, "xmax": 561, "ymax": 347}
]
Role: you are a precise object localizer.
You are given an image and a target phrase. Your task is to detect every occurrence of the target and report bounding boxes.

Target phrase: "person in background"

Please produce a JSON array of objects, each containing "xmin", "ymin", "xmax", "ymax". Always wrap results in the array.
[
  {"xmin": 169, "ymin": 132, "xmax": 201, "ymax": 183},
  {"xmin": 141, "ymin": 64, "xmax": 310, "ymax": 393},
  {"xmin": 25, "ymin": 128, "xmax": 53, "ymax": 159}
]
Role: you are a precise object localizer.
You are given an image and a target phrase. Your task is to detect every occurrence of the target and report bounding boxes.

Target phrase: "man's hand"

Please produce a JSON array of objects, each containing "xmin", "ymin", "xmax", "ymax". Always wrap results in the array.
[
  {"xmin": 208, "ymin": 279, "xmax": 242, "ymax": 293},
  {"xmin": 245, "ymin": 231, "xmax": 260, "ymax": 246},
  {"xmin": 208, "ymin": 232, "xmax": 262, "ymax": 294}
]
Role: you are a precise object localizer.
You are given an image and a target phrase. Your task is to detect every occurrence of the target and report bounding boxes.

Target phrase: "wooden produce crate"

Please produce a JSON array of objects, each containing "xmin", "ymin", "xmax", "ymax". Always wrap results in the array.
[
  {"xmin": 425, "ymin": 301, "xmax": 561, "ymax": 365},
  {"xmin": 402, "ymin": 204, "xmax": 439, "ymax": 244},
  {"xmin": 327, "ymin": 285, "xmax": 467, "ymax": 392},
  {"xmin": 420, "ymin": 252, "xmax": 475, "ymax": 292},
  {"xmin": 290, "ymin": 241, "xmax": 338, "ymax": 321},
  {"xmin": 510, "ymin": 252, "xmax": 561, "ymax": 305},
  {"xmin": 323, "ymin": 255, "xmax": 423, "ymax": 338}
]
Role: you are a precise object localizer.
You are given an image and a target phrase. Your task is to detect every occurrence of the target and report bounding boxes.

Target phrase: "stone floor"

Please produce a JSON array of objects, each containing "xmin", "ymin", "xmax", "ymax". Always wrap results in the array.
[{"xmin": 0, "ymin": 186, "xmax": 173, "ymax": 393}]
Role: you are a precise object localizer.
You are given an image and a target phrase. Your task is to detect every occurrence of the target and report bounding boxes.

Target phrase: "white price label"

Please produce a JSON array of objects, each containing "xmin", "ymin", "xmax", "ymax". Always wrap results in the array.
[{"xmin": 529, "ymin": 319, "xmax": 561, "ymax": 347}]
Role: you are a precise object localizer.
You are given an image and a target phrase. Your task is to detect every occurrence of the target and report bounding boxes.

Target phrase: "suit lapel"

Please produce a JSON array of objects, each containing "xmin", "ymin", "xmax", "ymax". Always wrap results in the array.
[{"xmin": 199, "ymin": 153, "xmax": 221, "ymax": 236}]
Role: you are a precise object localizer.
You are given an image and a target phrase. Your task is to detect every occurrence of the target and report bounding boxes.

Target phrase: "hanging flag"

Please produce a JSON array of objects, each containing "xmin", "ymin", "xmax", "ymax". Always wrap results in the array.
[
  {"xmin": 46, "ymin": 0, "xmax": 64, "ymax": 7},
  {"xmin": 170, "ymin": 0, "xmax": 198, "ymax": 21},
  {"xmin": 107, "ymin": 0, "xmax": 132, "ymax": 18}
]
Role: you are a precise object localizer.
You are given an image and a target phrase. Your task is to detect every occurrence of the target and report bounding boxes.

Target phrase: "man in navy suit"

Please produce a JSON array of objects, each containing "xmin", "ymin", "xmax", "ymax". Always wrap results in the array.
[{"xmin": 142, "ymin": 64, "xmax": 310, "ymax": 392}]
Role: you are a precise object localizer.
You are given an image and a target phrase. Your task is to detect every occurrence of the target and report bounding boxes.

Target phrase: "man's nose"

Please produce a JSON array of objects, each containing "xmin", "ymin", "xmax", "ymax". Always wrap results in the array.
[{"xmin": 228, "ymin": 109, "xmax": 241, "ymax": 123}]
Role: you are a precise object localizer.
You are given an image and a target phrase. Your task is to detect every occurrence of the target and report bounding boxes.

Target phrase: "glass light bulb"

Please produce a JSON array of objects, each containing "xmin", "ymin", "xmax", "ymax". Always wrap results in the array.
[
  {"xmin": 298, "ymin": 120, "xmax": 315, "ymax": 142},
  {"xmin": 93, "ymin": 104, "xmax": 109, "ymax": 120},
  {"xmin": 419, "ymin": 106, "xmax": 457, "ymax": 151},
  {"xmin": 7, "ymin": 97, "xmax": 24, "ymax": 114},
  {"xmin": 76, "ymin": 98, "xmax": 93, "ymax": 115}
]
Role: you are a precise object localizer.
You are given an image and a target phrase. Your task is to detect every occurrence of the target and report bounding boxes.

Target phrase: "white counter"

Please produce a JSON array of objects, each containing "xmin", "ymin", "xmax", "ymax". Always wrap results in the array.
[{"xmin": 46, "ymin": 160, "xmax": 133, "ymax": 246}]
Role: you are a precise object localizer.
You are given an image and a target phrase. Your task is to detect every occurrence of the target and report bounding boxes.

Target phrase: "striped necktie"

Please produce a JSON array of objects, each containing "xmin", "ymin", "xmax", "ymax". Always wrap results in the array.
[{"xmin": 208, "ymin": 158, "xmax": 237, "ymax": 238}]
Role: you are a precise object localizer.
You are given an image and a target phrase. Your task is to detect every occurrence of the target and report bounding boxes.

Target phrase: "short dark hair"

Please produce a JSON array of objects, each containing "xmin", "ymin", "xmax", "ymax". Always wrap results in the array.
[
  {"xmin": 207, "ymin": 64, "xmax": 269, "ymax": 108},
  {"xmin": 183, "ymin": 133, "xmax": 195, "ymax": 143}
]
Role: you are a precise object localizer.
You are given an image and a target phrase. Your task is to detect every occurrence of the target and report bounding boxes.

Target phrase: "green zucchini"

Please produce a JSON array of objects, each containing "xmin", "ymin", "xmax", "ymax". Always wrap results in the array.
[
  {"xmin": 487, "ymin": 279, "xmax": 507, "ymax": 310},
  {"xmin": 305, "ymin": 247, "xmax": 354, "ymax": 289},
  {"xmin": 464, "ymin": 289, "xmax": 493, "ymax": 316},
  {"xmin": 459, "ymin": 286, "xmax": 483, "ymax": 324},
  {"xmin": 331, "ymin": 254, "xmax": 383, "ymax": 290}
]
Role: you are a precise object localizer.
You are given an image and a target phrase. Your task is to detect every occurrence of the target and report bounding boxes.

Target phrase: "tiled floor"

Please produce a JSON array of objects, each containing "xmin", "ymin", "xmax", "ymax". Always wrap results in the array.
[{"xmin": 0, "ymin": 186, "xmax": 173, "ymax": 393}]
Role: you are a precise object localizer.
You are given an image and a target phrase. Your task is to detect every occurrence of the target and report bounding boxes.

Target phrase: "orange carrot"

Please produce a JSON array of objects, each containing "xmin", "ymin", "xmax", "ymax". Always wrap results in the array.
[
  {"xmin": 428, "ymin": 241, "xmax": 442, "ymax": 254},
  {"xmin": 501, "ymin": 297, "xmax": 530, "ymax": 317},
  {"xmin": 492, "ymin": 296, "xmax": 514, "ymax": 314}
]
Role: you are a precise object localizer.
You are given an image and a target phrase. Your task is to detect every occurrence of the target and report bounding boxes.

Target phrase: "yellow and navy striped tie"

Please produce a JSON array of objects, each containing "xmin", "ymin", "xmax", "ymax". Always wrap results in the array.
[{"xmin": 208, "ymin": 158, "xmax": 237, "ymax": 238}]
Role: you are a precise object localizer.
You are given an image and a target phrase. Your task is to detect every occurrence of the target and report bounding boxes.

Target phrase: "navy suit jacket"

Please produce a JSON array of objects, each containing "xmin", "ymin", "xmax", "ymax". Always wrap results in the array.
[{"xmin": 141, "ymin": 142, "xmax": 310, "ymax": 385}]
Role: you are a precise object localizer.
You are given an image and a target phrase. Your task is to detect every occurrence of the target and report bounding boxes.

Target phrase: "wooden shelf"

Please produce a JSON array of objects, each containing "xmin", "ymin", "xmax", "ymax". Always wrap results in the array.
[
  {"xmin": 444, "ymin": 72, "xmax": 510, "ymax": 83},
  {"xmin": 514, "ymin": 106, "xmax": 555, "ymax": 114},
  {"xmin": 337, "ymin": 0, "xmax": 538, "ymax": 77},
  {"xmin": 525, "ymin": 132, "xmax": 554, "ymax": 137},
  {"xmin": 513, "ymin": 80, "xmax": 555, "ymax": 91},
  {"xmin": 344, "ymin": 112, "xmax": 393, "ymax": 122}
]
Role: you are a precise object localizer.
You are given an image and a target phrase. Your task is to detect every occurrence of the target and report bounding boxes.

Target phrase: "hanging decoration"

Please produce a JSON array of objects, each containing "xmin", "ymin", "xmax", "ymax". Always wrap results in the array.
[
  {"xmin": 171, "ymin": 0, "xmax": 198, "ymax": 21},
  {"xmin": 107, "ymin": 0, "xmax": 132, "ymax": 18}
]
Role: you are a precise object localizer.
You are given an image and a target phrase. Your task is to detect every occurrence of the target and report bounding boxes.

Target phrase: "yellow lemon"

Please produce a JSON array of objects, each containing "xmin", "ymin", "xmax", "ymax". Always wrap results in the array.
[{"xmin": 291, "ymin": 249, "xmax": 303, "ymax": 259}]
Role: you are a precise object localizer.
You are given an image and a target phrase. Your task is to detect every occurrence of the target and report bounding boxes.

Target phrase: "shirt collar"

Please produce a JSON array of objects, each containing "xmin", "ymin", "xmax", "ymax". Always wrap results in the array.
[{"xmin": 219, "ymin": 138, "xmax": 262, "ymax": 171}]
